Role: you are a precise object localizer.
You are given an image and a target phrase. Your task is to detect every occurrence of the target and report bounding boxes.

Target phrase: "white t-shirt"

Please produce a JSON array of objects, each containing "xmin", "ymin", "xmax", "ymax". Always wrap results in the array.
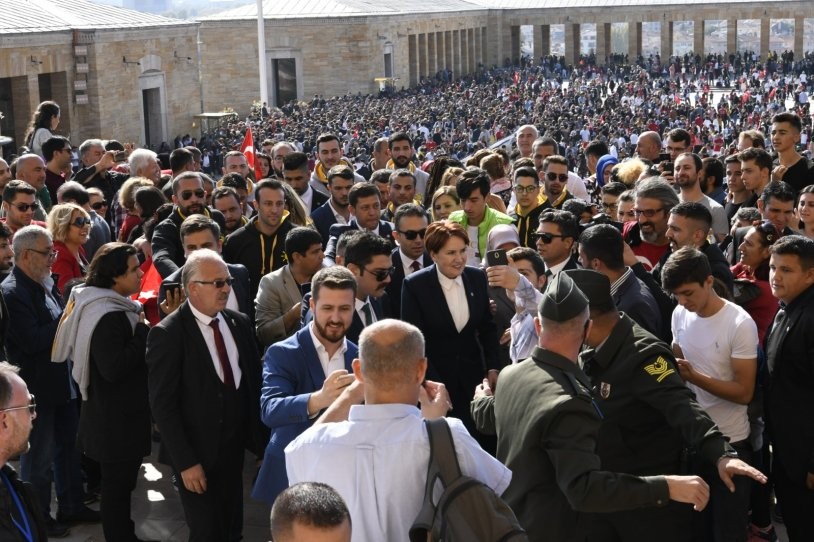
[{"xmin": 672, "ymin": 299, "xmax": 758, "ymax": 442}]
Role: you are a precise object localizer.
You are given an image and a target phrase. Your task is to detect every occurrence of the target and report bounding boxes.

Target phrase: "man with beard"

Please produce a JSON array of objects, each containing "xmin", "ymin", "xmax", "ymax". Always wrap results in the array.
[
  {"xmin": 252, "ymin": 266, "xmax": 358, "ymax": 505},
  {"xmin": 673, "ymin": 153, "xmax": 728, "ymax": 242},
  {"xmin": 342, "ymin": 231, "xmax": 392, "ymax": 343},
  {"xmin": 380, "ymin": 170, "xmax": 416, "ymax": 222},
  {"xmin": 151, "ymin": 172, "xmax": 227, "ymax": 278},
  {"xmin": 540, "ymin": 155, "xmax": 573, "ymax": 210},
  {"xmin": 386, "ymin": 133, "xmax": 428, "ymax": 202},
  {"xmin": 211, "ymin": 186, "xmax": 247, "ymax": 236},
  {"xmin": 309, "ymin": 134, "xmax": 364, "ymax": 197},
  {"xmin": 0, "ymin": 362, "xmax": 48, "ymax": 539},
  {"xmin": 282, "ymin": 152, "xmax": 328, "ymax": 215},
  {"xmin": 623, "ymin": 177, "xmax": 678, "ymax": 271},
  {"xmin": 0, "ymin": 181, "xmax": 46, "ymax": 237}
]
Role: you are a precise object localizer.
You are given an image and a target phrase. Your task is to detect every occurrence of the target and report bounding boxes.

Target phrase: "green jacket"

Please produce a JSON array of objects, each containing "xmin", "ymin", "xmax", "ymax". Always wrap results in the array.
[{"xmin": 448, "ymin": 207, "xmax": 514, "ymax": 258}]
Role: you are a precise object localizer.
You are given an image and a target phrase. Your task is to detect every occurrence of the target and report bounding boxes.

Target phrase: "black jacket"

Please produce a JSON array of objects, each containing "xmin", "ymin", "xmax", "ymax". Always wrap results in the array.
[
  {"xmin": 0, "ymin": 464, "xmax": 48, "ymax": 541},
  {"xmin": 152, "ymin": 207, "xmax": 227, "ymax": 278}
]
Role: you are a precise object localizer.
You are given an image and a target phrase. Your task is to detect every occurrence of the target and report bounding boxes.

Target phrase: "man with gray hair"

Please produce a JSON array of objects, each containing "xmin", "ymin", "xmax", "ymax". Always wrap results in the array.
[
  {"xmin": 285, "ymin": 318, "xmax": 510, "ymax": 542},
  {"xmin": 515, "ymin": 124, "xmax": 539, "ymax": 158},
  {"xmin": 147, "ymin": 248, "xmax": 265, "ymax": 541},
  {"xmin": 127, "ymin": 148, "xmax": 161, "ymax": 184},
  {"xmin": 72, "ymin": 139, "xmax": 128, "ymax": 221},
  {"xmin": 1, "ymin": 225, "xmax": 98, "ymax": 536},
  {"xmin": 622, "ymin": 177, "xmax": 679, "ymax": 271}
]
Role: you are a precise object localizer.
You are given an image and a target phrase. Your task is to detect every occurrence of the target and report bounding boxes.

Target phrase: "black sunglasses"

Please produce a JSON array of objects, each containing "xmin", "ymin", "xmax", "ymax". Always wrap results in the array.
[
  {"xmin": 535, "ymin": 232, "xmax": 566, "ymax": 244},
  {"xmin": 362, "ymin": 266, "xmax": 394, "ymax": 282},
  {"xmin": 545, "ymin": 172, "xmax": 569, "ymax": 182},
  {"xmin": 193, "ymin": 277, "xmax": 234, "ymax": 288},
  {"xmin": 71, "ymin": 217, "xmax": 92, "ymax": 228},
  {"xmin": 91, "ymin": 201, "xmax": 108, "ymax": 210},
  {"xmin": 180, "ymin": 189, "xmax": 206, "ymax": 200},
  {"xmin": 398, "ymin": 228, "xmax": 427, "ymax": 241},
  {"xmin": 13, "ymin": 202, "xmax": 40, "ymax": 212}
]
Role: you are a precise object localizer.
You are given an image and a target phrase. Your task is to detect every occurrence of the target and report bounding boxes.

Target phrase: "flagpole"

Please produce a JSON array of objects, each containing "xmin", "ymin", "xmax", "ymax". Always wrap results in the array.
[{"xmin": 257, "ymin": 0, "xmax": 269, "ymax": 111}]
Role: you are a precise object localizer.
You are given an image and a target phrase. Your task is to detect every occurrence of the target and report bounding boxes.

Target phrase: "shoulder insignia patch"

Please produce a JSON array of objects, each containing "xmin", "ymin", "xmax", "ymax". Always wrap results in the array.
[{"xmin": 643, "ymin": 356, "xmax": 675, "ymax": 382}]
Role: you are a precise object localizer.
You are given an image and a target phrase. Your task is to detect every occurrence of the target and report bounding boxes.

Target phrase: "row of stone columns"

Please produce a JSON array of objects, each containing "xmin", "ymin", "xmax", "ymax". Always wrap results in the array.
[
  {"xmin": 522, "ymin": 16, "xmax": 808, "ymax": 66},
  {"xmin": 408, "ymin": 26, "xmax": 486, "ymax": 85}
]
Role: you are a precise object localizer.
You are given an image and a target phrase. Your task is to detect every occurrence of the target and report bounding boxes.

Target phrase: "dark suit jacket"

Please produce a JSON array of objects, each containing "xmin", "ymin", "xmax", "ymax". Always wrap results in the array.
[
  {"xmin": 401, "ymin": 265, "xmax": 499, "ymax": 434},
  {"xmin": 158, "ymin": 263, "xmax": 252, "ymax": 322},
  {"xmin": 310, "ymin": 200, "xmax": 339, "ymax": 248},
  {"xmin": 146, "ymin": 303, "xmax": 266, "ymax": 474},
  {"xmin": 309, "ymin": 189, "xmax": 329, "ymax": 214},
  {"xmin": 1, "ymin": 267, "xmax": 72, "ymax": 407},
  {"xmin": 323, "ymin": 219, "xmax": 394, "ymax": 264},
  {"xmin": 252, "ymin": 327, "xmax": 358, "ymax": 503},
  {"xmin": 346, "ymin": 296, "xmax": 384, "ymax": 344},
  {"xmin": 383, "ymin": 248, "xmax": 433, "ymax": 318},
  {"xmin": 151, "ymin": 207, "xmax": 227, "ymax": 278}
]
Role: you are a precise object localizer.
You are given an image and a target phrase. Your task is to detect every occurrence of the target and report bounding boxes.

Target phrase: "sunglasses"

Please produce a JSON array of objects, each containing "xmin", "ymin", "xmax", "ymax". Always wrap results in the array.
[
  {"xmin": 545, "ymin": 172, "xmax": 569, "ymax": 182},
  {"xmin": 13, "ymin": 202, "xmax": 40, "ymax": 212},
  {"xmin": 398, "ymin": 228, "xmax": 427, "ymax": 241},
  {"xmin": 193, "ymin": 277, "xmax": 234, "ymax": 289},
  {"xmin": 633, "ymin": 207, "xmax": 664, "ymax": 218},
  {"xmin": 180, "ymin": 189, "xmax": 206, "ymax": 200},
  {"xmin": 0, "ymin": 394, "xmax": 36, "ymax": 416},
  {"xmin": 363, "ymin": 266, "xmax": 394, "ymax": 282},
  {"xmin": 534, "ymin": 232, "xmax": 566, "ymax": 244},
  {"xmin": 71, "ymin": 217, "xmax": 92, "ymax": 228},
  {"xmin": 91, "ymin": 201, "xmax": 108, "ymax": 211},
  {"xmin": 513, "ymin": 184, "xmax": 539, "ymax": 194}
]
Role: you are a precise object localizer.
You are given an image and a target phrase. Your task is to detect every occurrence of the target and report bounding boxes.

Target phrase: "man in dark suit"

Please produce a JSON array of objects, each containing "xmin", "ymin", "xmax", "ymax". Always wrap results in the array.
[
  {"xmin": 383, "ymin": 203, "xmax": 431, "ymax": 318},
  {"xmin": 151, "ymin": 172, "xmax": 227, "ymax": 278},
  {"xmin": 252, "ymin": 266, "xmax": 358, "ymax": 505},
  {"xmin": 1, "ymin": 225, "xmax": 97, "ymax": 537},
  {"xmin": 281, "ymin": 151, "xmax": 328, "ymax": 215},
  {"xmin": 310, "ymin": 165, "xmax": 355, "ymax": 247},
  {"xmin": 158, "ymin": 215, "xmax": 252, "ymax": 321},
  {"xmin": 147, "ymin": 249, "xmax": 266, "ymax": 542},
  {"xmin": 324, "ymin": 183, "xmax": 393, "ymax": 264},
  {"xmin": 537, "ymin": 209, "xmax": 581, "ymax": 276},
  {"xmin": 342, "ymin": 231, "xmax": 392, "ymax": 343}
]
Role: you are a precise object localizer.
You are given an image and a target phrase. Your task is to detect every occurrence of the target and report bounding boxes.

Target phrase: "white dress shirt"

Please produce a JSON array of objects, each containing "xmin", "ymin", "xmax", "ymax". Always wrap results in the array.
[
  {"xmin": 189, "ymin": 303, "xmax": 242, "ymax": 387},
  {"xmin": 437, "ymin": 267, "xmax": 468, "ymax": 332},
  {"xmin": 286, "ymin": 404, "xmax": 511, "ymax": 542},
  {"xmin": 308, "ymin": 322, "xmax": 348, "ymax": 377},
  {"xmin": 398, "ymin": 248, "xmax": 422, "ymax": 277},
  {"xmin": 355, "ymin": 296, "xmax": 377, "ymax": 327}
]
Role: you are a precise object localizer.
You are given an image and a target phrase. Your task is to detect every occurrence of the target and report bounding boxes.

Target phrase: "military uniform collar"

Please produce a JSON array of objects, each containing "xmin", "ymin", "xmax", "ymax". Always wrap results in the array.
[
  {"xmin": 582, "ymin": 313, "xmax": 635, "ymax": 370},
  {"xmin": 532, "ymin": 346, "xmax": 592, "ymax": 389}
]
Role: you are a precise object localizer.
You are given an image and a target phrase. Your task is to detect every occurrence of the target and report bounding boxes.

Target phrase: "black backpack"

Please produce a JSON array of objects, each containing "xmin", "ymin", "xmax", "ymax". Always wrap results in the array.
[{"xmin": 409, "ymin": 418, "xmax": 527, "ymax": 542}]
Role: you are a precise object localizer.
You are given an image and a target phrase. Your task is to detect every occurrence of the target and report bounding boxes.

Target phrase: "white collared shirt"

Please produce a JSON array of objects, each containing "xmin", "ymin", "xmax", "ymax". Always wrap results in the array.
[
  {"xmin": 329, "ymin": 200, "xmax": 350, "ymax": 226},
  {"xmin": 354, "ymin": 296, "xmax": 377, "ymax": 327},
  {"xmin": 300, "ymin": 184, "xmax": 314, "ymax": 213},
  {"xmin": 545, "ymin": 257, "xmax": 571, "ymax": 278},
  {"xmin": 398, "ymin": 248, "xmax": 422, "ymax": 277},
  {"xmin": 308, "ymin": 321, "xmax": 348, "ymax": 377},
  {"xmin": 189, "ymin": 303, "xmax": 242, "ymax": 387},
  {"xmin": 285, "ymin": 404, "xmax": 511, "ymax": 542},
  {"xmin": 436, "ymin": 267, "xmax": 468, "ymax": 332}
]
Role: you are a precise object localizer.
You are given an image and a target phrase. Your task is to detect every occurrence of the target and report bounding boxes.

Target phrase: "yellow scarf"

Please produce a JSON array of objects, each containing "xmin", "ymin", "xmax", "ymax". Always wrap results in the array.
[
  {"xmin": 314, "ymin": 157, "xmax": 354, "ymax": 184},
  {"xmin": 386, "ymin": 159, "xmax": 416, "ymax": 173},
  {"xmin": 539, "ymin": 189, "xmax": 569, "ymax": 209}
]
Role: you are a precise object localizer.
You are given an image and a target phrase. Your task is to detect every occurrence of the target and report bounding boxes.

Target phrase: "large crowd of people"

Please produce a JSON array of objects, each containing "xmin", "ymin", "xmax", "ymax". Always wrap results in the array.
[{"xmin": 0, "ymin": 49, "xmax": 812, "ymax": 542}]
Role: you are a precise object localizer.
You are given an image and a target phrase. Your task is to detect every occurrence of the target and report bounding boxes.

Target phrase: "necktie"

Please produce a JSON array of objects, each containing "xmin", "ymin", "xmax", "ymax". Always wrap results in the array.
[
  {"xmin": 410, "ymin": 260, "xmax": 421, "ymax": 273},
  {"xmin": 361, "ymin": 302, "xmax": 373, "ymax": 327},
  {"xmin": 209, "ymin": 318, "xmax": 235, "ymax": 388}
]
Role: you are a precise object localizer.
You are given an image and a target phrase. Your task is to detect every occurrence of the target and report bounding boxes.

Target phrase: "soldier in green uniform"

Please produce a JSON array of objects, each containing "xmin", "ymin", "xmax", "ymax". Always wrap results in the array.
[
  {"xmin": 564, "ymin": 269, "xmax": 767, "ymax": 542},
  {"xmin": 471, "ymin": 272, "xmax": 711, "ymax": 542}
]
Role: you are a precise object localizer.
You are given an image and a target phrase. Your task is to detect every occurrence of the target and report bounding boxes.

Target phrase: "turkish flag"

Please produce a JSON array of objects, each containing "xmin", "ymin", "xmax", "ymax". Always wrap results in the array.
[{"xmin": 240, "ymin": 127, "xmax": 255, "ymax": 170}]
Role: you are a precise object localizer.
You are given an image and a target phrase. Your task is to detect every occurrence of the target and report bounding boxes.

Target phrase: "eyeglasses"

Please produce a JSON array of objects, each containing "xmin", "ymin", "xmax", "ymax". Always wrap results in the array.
[
  {"xmin": 534, "ymin": 232, "xmax": 566, "ymax": 244},
  {"xmin": 180, "ymin": 189, "xmax": 206, "ymax": 200},
  {"xmin": 513, "ymin": 184, "xmax": 539, "ymax": 194},
  {"xmin": 193, "ymin": 277, "xmax": 234, "ymax": 289},
  {"xmin": 397, "ymin": 228, "xmax": 427, "ymax": 241},
  {"xmin": 0, "ymin": 394, "xmax": 36, "ymax": 416},
  {"xmin": 13, "ymin": 203, "xmax": 40, "ymax": 213},
  {"xmin": 545, "ymin": 172, "xmax": 569, "ymax": 182},
  {"xmin": 633, "ymin": 207, "xmax": 665, "ymax": 218},
  {"xmin": 362, "ymin": 266, "xmax": 394, "ymax": 282},
  {"xmin": 91, "ymin": 201, "xmax": 108, "ymax": 211},
  {"xmin": 27, "ymin": 248, "xmax": 58, "ymax": 261},
  {"xmin": 71, "ymin": 217, "xmax": 92, "ymax": 228}
]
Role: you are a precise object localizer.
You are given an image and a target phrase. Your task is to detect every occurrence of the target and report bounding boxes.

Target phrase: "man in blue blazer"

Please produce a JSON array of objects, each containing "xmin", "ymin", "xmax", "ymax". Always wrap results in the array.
[
  {"xmin": 252, "ymin": 266, "xmax": 359, "ymax": 505},
  {"xmin": 309, "ymin": 165, "xmax": 356, "ymax": 247}
]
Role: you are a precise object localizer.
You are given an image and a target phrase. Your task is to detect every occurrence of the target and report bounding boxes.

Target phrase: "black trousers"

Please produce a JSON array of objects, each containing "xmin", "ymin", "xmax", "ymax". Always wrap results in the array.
[
  {"xmin": 773, "ymin": 459, "xmax": 814, "ymax": 542},
  {"xmin": 588, "ymin": 501, "xmax": 694, "ymax": 542},
  {"xmin": 177, "ymin": 449, "xmax": 245, "ymax": 542},
  {"xmin": 100, "ymin": 457, "xmax": 143, "ymax": 541}
]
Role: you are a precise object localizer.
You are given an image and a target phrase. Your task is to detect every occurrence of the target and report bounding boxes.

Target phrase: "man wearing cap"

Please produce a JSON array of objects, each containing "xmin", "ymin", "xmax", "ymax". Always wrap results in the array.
[
  {"xmin": 565, "ymin": 269, "xmax": 766, "ymax": 542},
  {"xmin": 471, "ymin": 272, "xmax": 713, "ymax": 542}
]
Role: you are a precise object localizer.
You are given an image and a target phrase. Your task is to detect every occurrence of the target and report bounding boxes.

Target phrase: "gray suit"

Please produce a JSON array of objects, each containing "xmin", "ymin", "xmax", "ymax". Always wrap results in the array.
[{"xmin": 255, "ymin": 264, "xmax": 304, "ymax": 346}]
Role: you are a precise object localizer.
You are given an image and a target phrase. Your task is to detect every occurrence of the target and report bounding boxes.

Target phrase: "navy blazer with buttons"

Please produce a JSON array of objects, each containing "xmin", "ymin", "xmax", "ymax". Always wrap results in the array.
[
  {"xmin": 323, "ymin": 219, "xmax": 394, "ymax": 265},
  {"xmin": 251, "ymin": 326, "xmax": 358, "ymax": 504}
]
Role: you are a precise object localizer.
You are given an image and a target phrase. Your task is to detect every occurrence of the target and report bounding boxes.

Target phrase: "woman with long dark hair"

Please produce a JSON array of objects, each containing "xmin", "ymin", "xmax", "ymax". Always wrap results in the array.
[{"xmin": 24, "ymin": 101, "xmax": 61, "ymax": 157}]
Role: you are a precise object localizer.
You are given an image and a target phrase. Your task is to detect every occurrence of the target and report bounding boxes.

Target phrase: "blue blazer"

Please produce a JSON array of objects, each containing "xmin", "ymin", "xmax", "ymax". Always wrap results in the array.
[
  {"xmin": 310, "ymin": 200, "xmax": 338, "ymax": 248},
  {"xmin": 252, "ymin": 326, "xmax": 358, "ymax": 504}
]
